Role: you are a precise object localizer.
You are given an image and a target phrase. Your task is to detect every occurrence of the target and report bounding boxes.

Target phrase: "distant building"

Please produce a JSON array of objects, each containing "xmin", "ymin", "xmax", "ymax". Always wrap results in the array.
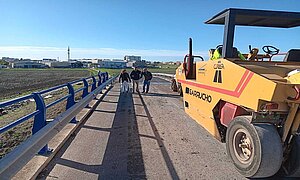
[
  {"xmin": 0, "ymin": 65, "xmax": 7, "ymax": 68},
  {"xmin": 70, "ymin": 61, "xmax": 83, "ymax": 68},
  {"xmin": 42, "ymin": 58, "xmax": 57, "ymax": 62},
  {"xmin": 42, "ymin": 61, "xmax": 70, "ymax": 68},
  {"xmin": 2, "ymin": 57, "xmax": 19, "ymax": 62},
  {"xmin": 126, "ymin": 60, "xmax": 146, "ymax": 68},
  {"xmin": 80, "ymin": 58, "xmax": 93, "ymax": 63},
  {"xmin": 11, "ymin": 61, "xmax": 48, "ymax": 68},
  {"xmin": 81, "ymin": 61, "xmax": 92, "ymax": 68},
  {"xmin": 21, "ymin": 58, "xmax": 32, "ymax": 61},
  {"xmin": 99, "ymin": 59, "xmax": 126, "ymax": 68},
  {"xmin": 167, "ymin": 61, "xmax": 176, "ymax": 65},
  {"xmin": 175, "ymin": 61, "xmax": 182, "ymax": 65},
  {"xmin": 126, "ymin": 61, "xmax": 135, "ymax": 68},
  {"xmin": 124, "ymin": 55, "xmax": 141, "ymax": 62},
  {"xmin": 135, "ymin": 60, "xmax": 146, "ymax": 67}
]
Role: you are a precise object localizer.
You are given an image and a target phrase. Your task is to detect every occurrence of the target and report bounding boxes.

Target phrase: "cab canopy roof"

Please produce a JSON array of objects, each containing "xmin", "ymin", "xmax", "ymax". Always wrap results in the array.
[
  {"xmin": 205, "ymin": 8, "xmax": 300, "ymax": 58},
  {"xmin": 206, "ymin": 8, "xmax": 300, "ymax": 28}
]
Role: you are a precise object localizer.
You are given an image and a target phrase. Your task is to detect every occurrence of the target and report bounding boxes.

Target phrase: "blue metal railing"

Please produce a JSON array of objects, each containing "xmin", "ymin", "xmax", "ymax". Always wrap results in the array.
[{"xmin": 0, "ymin": 71, "xmax": 109, "ymax": 154}]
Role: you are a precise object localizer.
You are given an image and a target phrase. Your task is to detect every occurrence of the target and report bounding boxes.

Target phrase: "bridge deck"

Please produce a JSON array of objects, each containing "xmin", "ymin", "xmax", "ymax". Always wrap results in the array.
[{"xmin": 37, "ymin": 78, "xmax": 245, "ymax": 180}]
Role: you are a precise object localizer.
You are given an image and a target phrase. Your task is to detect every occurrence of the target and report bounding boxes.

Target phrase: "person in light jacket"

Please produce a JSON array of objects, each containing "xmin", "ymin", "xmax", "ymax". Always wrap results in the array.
[{"xmin": 119, "ymin": 69, "xmax": 131, "ymax": 93}]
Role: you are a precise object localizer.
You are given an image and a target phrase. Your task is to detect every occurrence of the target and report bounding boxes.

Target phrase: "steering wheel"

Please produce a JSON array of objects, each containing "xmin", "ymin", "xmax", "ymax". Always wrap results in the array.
[{"xmin": 262, "ymin": 45, "xmax": 279, "ymax": 55}]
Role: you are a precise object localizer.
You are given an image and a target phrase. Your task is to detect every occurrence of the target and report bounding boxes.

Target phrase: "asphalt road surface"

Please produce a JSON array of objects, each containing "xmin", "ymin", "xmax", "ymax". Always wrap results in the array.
[{"xmin": 37, "ymin": 77, "xmax": 253, "ymax": 180}]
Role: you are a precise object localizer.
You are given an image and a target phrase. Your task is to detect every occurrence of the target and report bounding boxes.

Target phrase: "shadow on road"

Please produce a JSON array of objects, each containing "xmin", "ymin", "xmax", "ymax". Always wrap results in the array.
[
  {"xmin": 138, "ymin": 92, "xmax": 180, "ymax": 180},
  {"xmin": 98, "ymin": 91, "xmax": 146, "ymax": 179},
  {"xmin": 36, "ymin": 86, "xmax": 113, "ymax": 179},
  {"xmin": 142, "ymin": 92, "xmax": 180, "ymax": 99},
  {"xmin": 37, "ymin": 87, "xmax": 146, "ymax": 179}
]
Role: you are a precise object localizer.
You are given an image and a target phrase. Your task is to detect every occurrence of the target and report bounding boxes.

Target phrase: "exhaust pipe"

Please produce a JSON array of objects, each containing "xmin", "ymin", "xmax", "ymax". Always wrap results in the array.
[
  {"xmin": 189, "ymin": 38, "xmax": 192, "ymax": 58},
  {"xmin": 186, "ymin": 38, "xmax": 193, "ymax": 77}
]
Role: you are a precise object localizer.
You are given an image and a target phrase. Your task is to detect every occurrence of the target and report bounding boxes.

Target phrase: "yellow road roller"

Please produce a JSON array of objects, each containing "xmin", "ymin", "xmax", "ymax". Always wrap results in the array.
[{"xmin": 172, "ymin": 8, "xmax": 300, "ymax": 178}]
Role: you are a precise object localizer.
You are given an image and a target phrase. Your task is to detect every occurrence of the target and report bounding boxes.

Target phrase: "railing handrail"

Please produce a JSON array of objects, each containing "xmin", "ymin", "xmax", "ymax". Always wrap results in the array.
[
  {"xmin": 152, "ymin": 73, "xmax": 175, "ymax": 78},
  {"xmin": 0, "ymin": 94, "xmax": 34, "ymax": 108},
  {"xmin": 0, "ymin": 74, "xmax": 117, "ymax": 179},
  {"xmin": 0, "ymin": 71, "xmax": 108, "ymax": 135},
  {"xmin": 38, "ymin": 84, "xmax": 68, "ymax": 95}
]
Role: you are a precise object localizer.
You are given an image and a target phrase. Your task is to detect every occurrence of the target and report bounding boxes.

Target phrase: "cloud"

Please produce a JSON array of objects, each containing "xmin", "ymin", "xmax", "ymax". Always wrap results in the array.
[{"xmin": 0, "ymin": 46, "xmax": 208, "ymax": 61}]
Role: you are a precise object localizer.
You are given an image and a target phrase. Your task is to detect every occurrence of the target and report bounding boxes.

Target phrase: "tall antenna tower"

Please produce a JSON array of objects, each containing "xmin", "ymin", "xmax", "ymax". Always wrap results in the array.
[{"xmin": 68, "ymin": 46, "xmax": 70, "ymax": 61}]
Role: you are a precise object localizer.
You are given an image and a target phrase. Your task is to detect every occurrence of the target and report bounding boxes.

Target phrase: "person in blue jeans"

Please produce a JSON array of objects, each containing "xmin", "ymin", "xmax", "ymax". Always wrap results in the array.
[
  {"xmin": 141, "ymin": 68, "xmax": 152, "ymax": 93},
  {"xmin": 130, "ymin": 67, "xmax": 142, "ymax": 93}
]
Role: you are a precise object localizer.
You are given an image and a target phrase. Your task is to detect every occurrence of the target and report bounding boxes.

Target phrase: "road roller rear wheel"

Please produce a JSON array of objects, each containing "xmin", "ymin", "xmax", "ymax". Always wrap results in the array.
[{"xmin": 226, "ymin": 116, "xmax": 283, "ymax": 178}]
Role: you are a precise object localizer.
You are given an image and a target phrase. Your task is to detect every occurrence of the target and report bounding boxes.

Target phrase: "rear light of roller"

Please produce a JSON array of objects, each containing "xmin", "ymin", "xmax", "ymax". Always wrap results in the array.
[
  {"xmin": 265, "ymin": 103, "xmax": 279, "ymax": 110},
  {"xmin": 260, "ymin": 102, "xmax": 279, "ymax": 111}
]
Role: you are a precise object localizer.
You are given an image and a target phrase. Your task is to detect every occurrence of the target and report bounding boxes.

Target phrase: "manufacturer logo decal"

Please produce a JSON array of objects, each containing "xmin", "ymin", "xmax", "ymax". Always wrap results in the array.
[
  {"xmin": 213, "ymin": 61, "xmax": 224, "ymax": 83},
  {"xmin": 186, "ymin": 87, "xmax": 212, "ymax": 103},
  {"xmin": 213, "ymin": 70, "xmax": 222, "ymax": 83},
  {"xmin": 198, "ymin": 64, "xmax": 207, "ymax": 74}
]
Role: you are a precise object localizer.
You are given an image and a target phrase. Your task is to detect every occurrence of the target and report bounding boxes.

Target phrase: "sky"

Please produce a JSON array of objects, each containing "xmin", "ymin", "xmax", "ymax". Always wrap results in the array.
[{"xmin": 0, "ymin": 0, "xmax": 299, "ymax": 61}]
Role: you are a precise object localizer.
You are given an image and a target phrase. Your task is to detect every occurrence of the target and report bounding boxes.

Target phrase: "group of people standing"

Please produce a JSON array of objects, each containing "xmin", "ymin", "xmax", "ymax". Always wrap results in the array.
[{"xmin": 118, "ymin": 67, "xmax": 153, "ymax": 93}]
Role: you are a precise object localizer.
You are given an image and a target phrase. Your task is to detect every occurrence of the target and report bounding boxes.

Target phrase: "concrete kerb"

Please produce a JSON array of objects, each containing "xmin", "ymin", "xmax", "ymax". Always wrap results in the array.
[
  {"xmin": 12, "ymin": 83, "xmax": 114, "ymax": 180},
  {"xmin": 154, "ymin": 76, "xmax": 173, "ymax": 82}
]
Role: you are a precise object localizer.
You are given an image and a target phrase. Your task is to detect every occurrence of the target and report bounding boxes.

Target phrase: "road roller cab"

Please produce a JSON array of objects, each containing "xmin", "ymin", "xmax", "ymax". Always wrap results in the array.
[{"xmin": 172, "ymin": 8, "xmax": 300, "ymax": 178}]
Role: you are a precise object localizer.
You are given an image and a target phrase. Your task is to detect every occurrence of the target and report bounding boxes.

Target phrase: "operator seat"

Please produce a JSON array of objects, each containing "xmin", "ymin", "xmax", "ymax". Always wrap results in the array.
[
  {"xmin": 215, "ymin": 47, "xmax": 239, "ymax": 58},
  {"xmin": 209, "ymin": 46, "xmax": 240, "ymax": 60},
  {"xmin": 283, "ymin": 49, "xmax": 300, "ymax": 62}
]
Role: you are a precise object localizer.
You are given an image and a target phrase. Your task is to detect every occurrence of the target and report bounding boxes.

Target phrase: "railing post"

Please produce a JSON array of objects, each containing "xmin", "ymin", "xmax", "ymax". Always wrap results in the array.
[
  {"xmin": 111, "ymin": 74, "xmax": 114, "ymax": 85},
  {"xmin": 32, "ymin": 93, "xmax": 49, "ymax": 154},
  {"xmin": 82, "ymin": 79, "xmax": 89, "ymax": 98},
  {"xmin": 97, "ymin": 72, "xmax": 102, "ymax": 87},
  {"xmin": 66, "ymin": 83, "xmax": 76, "ymax": 123},
  {"xmin": 102, "ymin": 73, "xmax": 106, "ymax": 83},
  {"xmin": 101, "ymin": 73, "xmax": 107, "ymax": 90},
  {"xmin": 105, "ymin": 72, "xmax": 109, "ymax": 81},
  {"xmin": 91, "ymin": 76, "xmax": 97, "ymax": 91}
]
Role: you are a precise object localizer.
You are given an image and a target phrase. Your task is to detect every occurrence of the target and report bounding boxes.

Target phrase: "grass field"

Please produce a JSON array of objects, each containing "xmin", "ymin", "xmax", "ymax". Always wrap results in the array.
[
  {"xmin": 0, "ymin": 68, "xmax": 92, "ymax": 158},
  {"xmin": 0, "ymin": 69, "xmax": 91, "ymax": 101},
  {"xmin": 0, "ymin": 80, "xmax": 87, "ymax": 159},
  {"xmin": 0, "ymin": 66, "xmax": 178, "ymax": 100}
]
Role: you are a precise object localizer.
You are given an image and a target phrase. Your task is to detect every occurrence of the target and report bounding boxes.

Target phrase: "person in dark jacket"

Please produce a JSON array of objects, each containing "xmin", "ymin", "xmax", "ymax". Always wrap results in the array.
[
  {"xmin": 119, "ymin": 69, "xmax": 131, "ymax": 93},
  {"xmin": 141, "ymin": 68, "xmax": 152, "ymax": 93},
  {"xmin": 130, "ymin": 67, "xmax": 142, "ymax": 93}
]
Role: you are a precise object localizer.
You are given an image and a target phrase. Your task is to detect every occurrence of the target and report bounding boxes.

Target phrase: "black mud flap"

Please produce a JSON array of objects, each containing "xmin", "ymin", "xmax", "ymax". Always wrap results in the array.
[
  {"xmin": 171, "ymin": 79, "xmax": 178, "ymax": 92},
  {"xmin": 178, "ymin": 83, "xmax": 183, "ymax": 97},
  {"xmin": 185, "ymin": 101, "xmax": 189, "ymax": 108},
  {"xmin": 285, "ymin": 135, "xmax": 300, "ymax": 177}
]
